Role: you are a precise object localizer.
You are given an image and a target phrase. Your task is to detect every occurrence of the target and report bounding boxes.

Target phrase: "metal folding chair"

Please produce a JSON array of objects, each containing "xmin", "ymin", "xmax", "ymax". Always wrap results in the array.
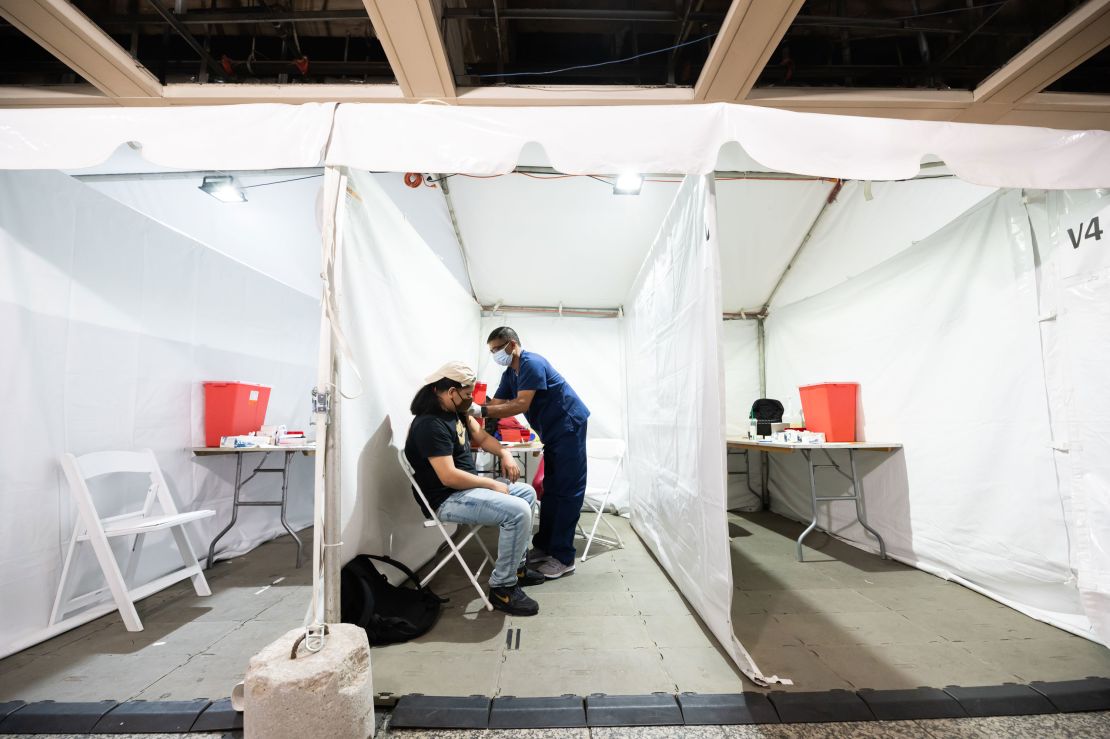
[
  {"xmin": 396, "ymin": 448, "xmax": 495, "ymax": 611},
  {"xmin": 580, "ymin": 438, "xmax": 627, "ymax": 561}
]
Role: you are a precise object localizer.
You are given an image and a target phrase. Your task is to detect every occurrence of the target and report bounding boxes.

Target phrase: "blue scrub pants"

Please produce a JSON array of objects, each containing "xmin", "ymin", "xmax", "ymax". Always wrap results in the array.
[{"xmin": 534, "ymin": 419, "xmax": 588, "ymax": 565}]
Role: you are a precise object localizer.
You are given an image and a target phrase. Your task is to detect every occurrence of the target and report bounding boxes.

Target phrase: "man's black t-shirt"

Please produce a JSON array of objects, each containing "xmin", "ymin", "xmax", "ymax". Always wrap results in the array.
[{"xmin": 405, "ymin": 412, "xmax": 477, "ymax": 516}]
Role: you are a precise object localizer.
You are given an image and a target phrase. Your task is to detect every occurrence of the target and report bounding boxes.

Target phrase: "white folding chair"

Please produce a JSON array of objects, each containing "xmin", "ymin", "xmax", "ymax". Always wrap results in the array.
[
  {"xmin": 580, "ymin": 438, "xmax": 627, "ymax": 561},
  {"xmin": 52, "ymin": 449, "xmax": 215, "ymax": 632},
  {"xmin": 397, "ymin": 448, "xmax": 495, "ymax": 612}
]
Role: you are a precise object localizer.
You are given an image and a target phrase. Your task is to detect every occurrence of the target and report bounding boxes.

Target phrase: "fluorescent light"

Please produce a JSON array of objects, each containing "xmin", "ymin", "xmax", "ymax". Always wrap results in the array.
[
  {"xmin": 613, "ymin": 173, "xmax": 643, "ymax": 195},
  {"xmin": 199, "ymin": 175, "xmax": 246, "ymax": 203}
]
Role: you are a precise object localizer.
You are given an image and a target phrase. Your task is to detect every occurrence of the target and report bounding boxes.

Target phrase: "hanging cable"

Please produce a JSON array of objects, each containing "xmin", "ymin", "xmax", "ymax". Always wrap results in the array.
[{"xmin": 475, "ymin": 32, "xmax": 718, "ymax": 79}]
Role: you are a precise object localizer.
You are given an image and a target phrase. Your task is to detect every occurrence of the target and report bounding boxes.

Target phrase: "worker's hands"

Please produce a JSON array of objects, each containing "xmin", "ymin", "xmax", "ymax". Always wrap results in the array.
[
  {"xmin": 466, "ymin": 403, "xmax": 483, "ymax": 419},
  {"xmin": 501, "ymin": 455, "xmax": 521, "ymax": 484},
  {"xmin": 492, "ymin": 479, "xmax": 510, "ymax": 494}
]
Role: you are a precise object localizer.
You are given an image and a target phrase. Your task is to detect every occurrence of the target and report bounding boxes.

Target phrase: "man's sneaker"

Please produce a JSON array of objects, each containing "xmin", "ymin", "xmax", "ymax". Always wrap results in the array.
[
  {"xmin": 526, "ymin": 547, "xmax": 548, "ymax": 564},
  {"xmin": 489, "ymin": 585, "xmax": 539, "ymax": 616},
  {"xmin": 517, "ymin": 566, "xmax": 546, "ymax": 586},
  {"xmin": 535, "ymin": 557, "xmax": 576, "ymax": 579}
]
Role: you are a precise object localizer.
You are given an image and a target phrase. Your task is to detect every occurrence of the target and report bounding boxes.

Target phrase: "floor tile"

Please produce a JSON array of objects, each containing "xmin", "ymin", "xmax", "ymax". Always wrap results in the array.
[
  {"xmin": 370, "ymin": 650, "xmax": 502, "ymax": 697},
  {"xmin": 498, "ymin": 647, "xmax": 674, "ymax": 696},
  {"xmin": 811, "ymin": 642, "xmax": 1021, "ymax": 689},
  {"xmin": 957, "ymin": 636, "xmax": 1110, "ymax": 682},
  {"xmin": 774, "ymin": 610, "xmax": 943, "ymax": 648},
  {"xmin": 643, "ymin": 615, "xmax": 719, "ymax": 649},
  {"xmin": 899, "ymin": 606, "xmax": 1072, "ymax": 643},
  {"xmin": 512, "ymin": 615, "xmax": 653, "ymax": 652},
  {"xmin": 658, "ymin": 646, "xmax": 746, "ymax": 693},
  {"xmin": 738, "ymin": 588, "xmax": 889, "ymax": 615}
]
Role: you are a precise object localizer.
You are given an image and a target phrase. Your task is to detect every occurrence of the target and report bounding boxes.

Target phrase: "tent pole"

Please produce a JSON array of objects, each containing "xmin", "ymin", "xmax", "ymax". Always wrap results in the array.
[
  {"xmin": 760, "ymin": 179, "xmax": 844, "ymax": 312},
  {"xmin": 757, "ymin": 316, "xmax": 767, "ymax": 398},
  {"xmin": 437, "ymin": 174, "xmax": 479, "ymax": 301}
]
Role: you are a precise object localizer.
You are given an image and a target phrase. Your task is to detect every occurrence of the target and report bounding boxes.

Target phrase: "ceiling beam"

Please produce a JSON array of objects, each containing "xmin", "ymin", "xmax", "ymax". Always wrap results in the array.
[
  {"xmin": 361, "ymin": 0, "xmax": 455, "ymax": 100},
  {"xmin": 694, "ymin": 0, "xmax": 805, "ymax": 102},
  {"xmin": 0, "ymin": 0, "xmax": 161, "ymax": 100},
  {"xmin": 0, "ymin": 84, "xmax": 115, "ymax": 107},
  {"xmin": 955, "ymin": 0, "xmax": 1110, "ymax": 124}
]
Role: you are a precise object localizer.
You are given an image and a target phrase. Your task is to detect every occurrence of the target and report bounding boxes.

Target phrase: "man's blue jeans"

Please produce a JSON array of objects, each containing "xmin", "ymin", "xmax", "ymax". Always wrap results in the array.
[{"xmin": 437, "ymin": 482, "xmax": 537, "ymax": 588}]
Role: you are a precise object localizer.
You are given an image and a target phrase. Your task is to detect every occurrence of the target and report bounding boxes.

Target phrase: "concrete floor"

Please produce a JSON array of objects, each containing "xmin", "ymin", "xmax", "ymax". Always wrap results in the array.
[
  {"xmin": 2, "ymin": 509, "xmax": 1108, "ymax": 707},
  {"xmin": 0, "ymin": 528, "xmax": 312, "ymax": 703}
]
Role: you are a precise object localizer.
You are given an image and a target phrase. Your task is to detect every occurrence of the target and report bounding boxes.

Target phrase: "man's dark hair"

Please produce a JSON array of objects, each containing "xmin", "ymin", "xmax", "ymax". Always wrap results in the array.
[
  {"xmin": 410, "ymin": 377, "xmax": 463, "ymax": 416},
  {"xmin": 487, "ymin": 326, "xmax": 520, "ymax": 346}
]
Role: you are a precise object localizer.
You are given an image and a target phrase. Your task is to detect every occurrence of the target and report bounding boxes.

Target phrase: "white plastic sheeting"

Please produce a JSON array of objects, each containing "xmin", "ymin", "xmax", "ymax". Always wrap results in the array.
[
  {"xmin": 1049, "ymin": 189, "xmax": 1110, "ymax": 644},
  {"xmin": 722, "ymin": 319, "xmax": 762, "ymax": 512},
  {"xmin": 716, "ymin": 178, "xmax": 833, "ymax": 312},
  {"xmin": 449, "ymin": 174, "xmax": 677, "ymax": 309},
  {"xmin": 768, "ymin": 178, "xmax": 998, "ymax": 308},
  {"xmin": 334, "ymin": 170, "xmax": 481, "ymax": 566},
  {"xmin": 0, "ymin": 104, "xmax": 335, "ymax": 171},
  {"xmin": 326, "ymin": 103, "xmax": 1110, "ymax": 188},
  {"xmin": 0, "ymin": 170, "xmax": 317, "ymax": 657},
  {"xmin": 762, "ymin": 190, "xmax": 1095, "ymax": 639},
  {"xmin": 623, "ymin": 175, "xmax": 775, "ymax": 684}
]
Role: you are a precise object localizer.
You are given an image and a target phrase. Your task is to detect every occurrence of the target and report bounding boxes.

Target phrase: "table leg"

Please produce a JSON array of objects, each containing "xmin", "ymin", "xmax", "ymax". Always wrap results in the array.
[
  {"xmin": 850, "ymin": 449, "xmax": 887, "ymax": 559},
  {"xmin": 279, "ymin": 451, "xmax": 304, "ymax": 569},
  {"xmin": 796, "ymin": 450, "xmax": 820, "ymax": 561},
  {"xmin": 207, "ymin": 452, "xmax": 244, "ymax": 570}
]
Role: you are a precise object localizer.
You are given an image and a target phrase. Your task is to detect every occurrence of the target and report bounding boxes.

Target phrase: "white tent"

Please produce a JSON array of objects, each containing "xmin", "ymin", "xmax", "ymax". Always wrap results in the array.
[{"xmin": 1, "ymin": 102, "xmax": 1108, "ymax": 685}]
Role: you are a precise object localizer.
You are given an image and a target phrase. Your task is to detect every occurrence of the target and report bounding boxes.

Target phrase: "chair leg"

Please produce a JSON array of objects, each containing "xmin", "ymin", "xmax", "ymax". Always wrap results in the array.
[
  {"xmin": 86, "ymin": 526, "xmax": 143, "ymax": 631},
  {"xmin": 49, "ymin": 520, "xmax": 82, "ymax": 626},
  {"xmin": 438, "ymin": 522, "xmax": 494, "ymax": 612},
  {"xmin": 123, "ymin": 533, "xmax": 146, "ymax": 587},
  {"xmin": 170, "ymin": 525, "xmax": 211, "ymax": 597}
]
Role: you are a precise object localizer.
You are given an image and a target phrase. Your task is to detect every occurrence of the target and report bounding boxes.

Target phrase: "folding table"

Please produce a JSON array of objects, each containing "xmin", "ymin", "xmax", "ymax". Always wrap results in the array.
[
  {"xmin": 192, "ymin": 445, "xmax": 316, "ymax": 569},
  {"xmin": 726, "ymin": 439, "xmax": 901, "ymax": 562}
]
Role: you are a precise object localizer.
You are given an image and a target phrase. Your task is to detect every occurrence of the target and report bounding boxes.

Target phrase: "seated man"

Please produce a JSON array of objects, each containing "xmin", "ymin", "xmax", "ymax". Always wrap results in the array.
[{"xmin": 405, "ymin": 361, "xmax": 544, "ymax": 616}]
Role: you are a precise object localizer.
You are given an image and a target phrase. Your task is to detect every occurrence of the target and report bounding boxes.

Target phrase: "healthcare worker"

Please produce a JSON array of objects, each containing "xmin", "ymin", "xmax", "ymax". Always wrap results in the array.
[{"xmin": 479, "ymin": 327, "xmax": 589, "ymax": 578}]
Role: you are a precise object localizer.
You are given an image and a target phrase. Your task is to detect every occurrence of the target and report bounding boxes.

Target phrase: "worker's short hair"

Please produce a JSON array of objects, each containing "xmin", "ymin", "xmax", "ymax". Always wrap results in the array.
[{"xmin": 487, "ymin": 326, "xmax": 520, "ymax": 346}]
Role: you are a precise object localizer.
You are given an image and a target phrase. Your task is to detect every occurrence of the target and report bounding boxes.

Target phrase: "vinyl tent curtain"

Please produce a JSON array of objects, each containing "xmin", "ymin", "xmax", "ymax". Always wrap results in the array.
[
  {"xmin": 623, "ymin": 175, "xmax": 780, "ymax": 684},
  {"xmin": 722, "ymin": 319, "xmax": 762, "ymax": 511},
  {"xmin": 333, "ymin": 169, "xmax": 482, "ymax": 567},
  {"xmin": 1048, "ymin": 189, "xmax": 1110, "ymax": 644},
  {"xmin": 763, "ymin": 190, "xmax": 1096, "ymax": 640},
  {"xmin": 0, "ymin": 170, "xmax": 317, "ymax": 658}
]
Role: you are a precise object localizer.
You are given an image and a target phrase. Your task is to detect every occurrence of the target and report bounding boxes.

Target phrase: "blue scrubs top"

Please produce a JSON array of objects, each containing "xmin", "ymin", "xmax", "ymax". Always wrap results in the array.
[{"xmin": 494, "ymin": 350, "xmax": 589, "ymax": 440}]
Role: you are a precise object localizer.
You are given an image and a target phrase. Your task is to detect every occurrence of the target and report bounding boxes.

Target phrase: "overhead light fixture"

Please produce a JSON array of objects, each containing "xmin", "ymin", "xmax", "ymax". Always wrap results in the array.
[
  {"xmin": 199, "ymin": 175, "xmax": 246, "ymax": 203},
  {"xmin": 613, "ymin": 173, "xmax": 643, "ymax": 196}
]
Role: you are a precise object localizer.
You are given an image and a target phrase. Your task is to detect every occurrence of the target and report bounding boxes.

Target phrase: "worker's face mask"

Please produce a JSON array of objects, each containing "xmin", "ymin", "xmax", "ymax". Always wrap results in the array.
[{"xmin": 491, "ymin": 342, "xmax": 513, "ymax": 367}]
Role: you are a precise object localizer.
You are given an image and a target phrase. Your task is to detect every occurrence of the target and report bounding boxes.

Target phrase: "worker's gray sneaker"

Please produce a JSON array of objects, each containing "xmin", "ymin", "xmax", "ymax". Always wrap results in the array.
[
  {"xmin": 535, "ymin": 557, "xmax": 576, "ymax": 579},
  {"xmin": 526, "ymin": 547, "xmax": 548, "ymax": 563}
]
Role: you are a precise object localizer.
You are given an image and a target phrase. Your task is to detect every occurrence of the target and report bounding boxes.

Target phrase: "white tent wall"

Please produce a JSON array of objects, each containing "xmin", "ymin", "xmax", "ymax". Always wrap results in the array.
[
  {"xmin": 80, "ymin": 172, "xmax": 325, "ymax": 299},
  {"xmin": 448, "ymin": 173, "xmax": 680, "ymax": 309},
  {"xmin": 768, "ymin": 178, "xmax": 999, "ymax": 311},
  {"xmin": 624, "ymin": 175, "xmax": 777, "ymax": 684},
  {"xmin": 1042, "ymin": 188, "xmax": 1110, "ymax": 644},
  {"xmin": 716, "ymin": 178, "xmax": 833, "ymax": 313},
  {"xmin": 762, "ymin": 189, "xmax": 1097, "ymax": 641},
  {"xmin": 722, "ymin": 319, "xmax": 762, "ymax": 511},
  {"xmin": 334, "ymin": 169, "xmax": 481, "ymax": 568},
  {"xmin": 477, "ymin": 313, "xmax": 629, "ymax": 512},
  {"xmin": 0, "ymin": 170, "xmax": 318, "ymax": 658}
]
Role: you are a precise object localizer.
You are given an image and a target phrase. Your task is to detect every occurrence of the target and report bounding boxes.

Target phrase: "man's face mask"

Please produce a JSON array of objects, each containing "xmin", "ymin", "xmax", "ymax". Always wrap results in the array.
[{"xmin": 451, "ymin": 388, "xmax": 473, "ymax": 412}]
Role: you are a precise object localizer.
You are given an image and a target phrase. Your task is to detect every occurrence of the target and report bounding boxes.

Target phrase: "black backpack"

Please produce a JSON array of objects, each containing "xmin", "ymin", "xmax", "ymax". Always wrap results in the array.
[{"xmin": 340, "ymin": 554, "xmax": 445, "ymax": 646}]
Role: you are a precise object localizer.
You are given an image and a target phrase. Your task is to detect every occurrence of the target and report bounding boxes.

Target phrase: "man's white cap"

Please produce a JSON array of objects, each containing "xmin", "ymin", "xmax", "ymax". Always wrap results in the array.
[{"xmin": 423, "ymin": 360, "xmax": 476, "ymax": 386}]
